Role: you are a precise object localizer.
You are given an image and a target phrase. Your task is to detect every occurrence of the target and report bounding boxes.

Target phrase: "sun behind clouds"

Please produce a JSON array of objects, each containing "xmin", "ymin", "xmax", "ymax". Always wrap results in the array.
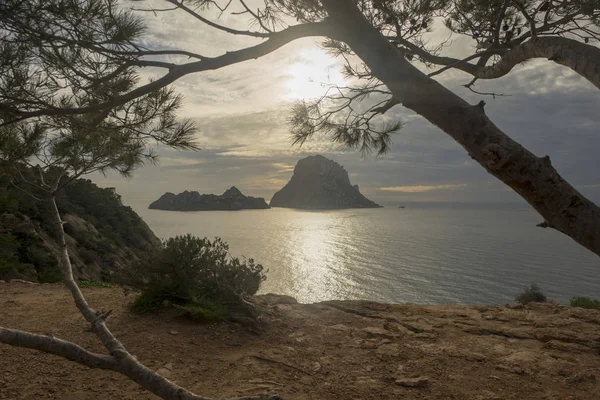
[{"xmin": 284, "ymin": 48, "xmax": 346, "ymax": 101}]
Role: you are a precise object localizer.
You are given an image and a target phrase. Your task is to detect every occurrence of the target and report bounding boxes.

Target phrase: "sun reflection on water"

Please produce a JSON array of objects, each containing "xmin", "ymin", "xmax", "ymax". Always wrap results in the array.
[
  {"xmin": 279, "ymin": 212, "xmax": 356, "ymax": 303},
  {"xmin": 140, "ymin": 206, "xmax": 600, "ymax": 305}
]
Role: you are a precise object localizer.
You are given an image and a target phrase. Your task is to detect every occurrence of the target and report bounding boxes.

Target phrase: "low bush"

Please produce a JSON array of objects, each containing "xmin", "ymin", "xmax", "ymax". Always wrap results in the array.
[
  {"xmin": 121, "ymin": 234, "xmax": 266, "ymax": 321},
  {"xmin": 570, "ymin": 296, "xmax": 600, "ymax": 310},
  {"xmin": 130, "ymin": 291, "xmax": 164, "ymax": 314},
  {"xmin": 515, "ymin": 284, "xmax": 547, "ymax": 305}
]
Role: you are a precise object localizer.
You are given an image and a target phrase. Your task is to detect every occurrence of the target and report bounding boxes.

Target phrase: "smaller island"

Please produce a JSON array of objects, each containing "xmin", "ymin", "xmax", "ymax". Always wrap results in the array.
[{"xmin": 148, "ymin": 186, "xmax": 270, "ymax": 211}]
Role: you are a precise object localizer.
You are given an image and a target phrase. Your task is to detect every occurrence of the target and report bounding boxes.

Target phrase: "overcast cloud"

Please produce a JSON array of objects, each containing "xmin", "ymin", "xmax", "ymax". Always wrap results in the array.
[{"xmin": 92, "ymin": 1, "xmax": 600, "ymax": 209}]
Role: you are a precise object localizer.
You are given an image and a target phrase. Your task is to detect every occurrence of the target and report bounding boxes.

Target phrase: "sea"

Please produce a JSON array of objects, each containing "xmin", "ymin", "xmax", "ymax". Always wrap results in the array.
[{"xmin": 130, "ymin": 202, "xmax": 600, "ymax": 306}]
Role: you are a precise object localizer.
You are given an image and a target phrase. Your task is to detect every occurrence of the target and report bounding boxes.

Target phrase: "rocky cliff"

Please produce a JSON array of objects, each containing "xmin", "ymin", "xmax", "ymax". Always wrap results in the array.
[
  {"xmin": 270, "ymin": 155, "xmax": 381, "ymax": 209},
  {"xmin": 149, "ymin": 186, "xmax": 270, "ymax": 211},
  {"xmin": 0, "ymin": 175, "xmax": 159, "ymax": 283}
]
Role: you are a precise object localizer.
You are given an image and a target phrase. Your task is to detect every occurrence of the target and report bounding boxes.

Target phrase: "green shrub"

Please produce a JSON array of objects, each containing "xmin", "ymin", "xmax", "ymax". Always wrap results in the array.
[
  {"xmin": 122, "ymin": 234, "xmax": 266, "ymax": 321},
  {"xmin": 131, "ymin": 292, "xmax": 165, "ymax": 314},
  {"xmin": 185, "ymin": 299, "xmax": 227, "ymax": 322},
  {"xmin": 570, "ymin": 296, "xmax": 600, "ymax": 310},
  {"xmin": 515, "ymin": 284, "xmax": 547, "ymax": 305}
]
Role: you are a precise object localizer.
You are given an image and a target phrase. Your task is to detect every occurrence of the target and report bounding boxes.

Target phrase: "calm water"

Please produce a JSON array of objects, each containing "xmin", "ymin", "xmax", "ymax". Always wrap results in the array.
[{"xmin": 133, "ymin": 203, "xmax": 599, "ymax": 305}]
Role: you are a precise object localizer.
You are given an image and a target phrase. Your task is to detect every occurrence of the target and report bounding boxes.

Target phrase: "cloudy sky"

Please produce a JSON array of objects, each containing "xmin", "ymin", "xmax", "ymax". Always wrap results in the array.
[{"xmin": 93, "ymin": 1, "xmax": 600, "ymax": 209}]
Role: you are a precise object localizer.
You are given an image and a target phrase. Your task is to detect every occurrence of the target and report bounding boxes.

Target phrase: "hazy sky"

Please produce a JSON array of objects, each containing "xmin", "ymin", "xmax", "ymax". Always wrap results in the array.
[{"xmin": 93, "ymin": 1, "xmax": 600, "ymax": 208}]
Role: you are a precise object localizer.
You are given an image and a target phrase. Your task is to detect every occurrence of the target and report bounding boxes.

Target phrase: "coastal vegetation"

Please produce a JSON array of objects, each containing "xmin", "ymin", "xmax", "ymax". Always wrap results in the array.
[
  {"xmin": 515, "ymin": 284, "xmax": 548, "ymax": 305},
  {"xmin": 122, "ymin": 234, "xmax": 266, "ymax": 322},
  {"xmin": 0, "ymin": 173, "xmax": 158, "ymax": 282},
  {"xmin": 570, "ymin": 296, "xmax": 600, "ymax": 310}
]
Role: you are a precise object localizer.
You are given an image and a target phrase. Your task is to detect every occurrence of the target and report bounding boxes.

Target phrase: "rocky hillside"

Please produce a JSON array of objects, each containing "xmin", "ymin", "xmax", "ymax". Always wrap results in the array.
[
  {"xmin": 270, "ymin": 155, "xmax": 381, "ymax": 209},
  {"xmin": 149, "ymin": 186, "xmax": 270, "ymax": 211},
  {"xmin": 0, "ymin": 175, "xmax": 159, "ymax": 283},
  {"xmin": 1, "ymin": 282, "xmax": 599, "ymax": 399}
]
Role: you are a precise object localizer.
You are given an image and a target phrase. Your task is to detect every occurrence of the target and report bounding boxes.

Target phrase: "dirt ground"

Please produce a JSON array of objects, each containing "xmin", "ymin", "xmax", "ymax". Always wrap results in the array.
[{"xmin": 1, "ymin": 282, "xmax": 600, "ymax": 400}]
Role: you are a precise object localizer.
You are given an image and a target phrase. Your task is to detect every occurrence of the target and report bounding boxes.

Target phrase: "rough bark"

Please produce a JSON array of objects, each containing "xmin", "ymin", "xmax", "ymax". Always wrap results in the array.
[
  {"xmin": 397, "ymin": 36, "xmax": 600, "ymax": 90},
  {"xmin": 473, "ymin": 37, "xmax": 600, "ymax": 89},
  {"xmin": 321, "ymin": 0, "xmax": 600, "ymax": 256}
]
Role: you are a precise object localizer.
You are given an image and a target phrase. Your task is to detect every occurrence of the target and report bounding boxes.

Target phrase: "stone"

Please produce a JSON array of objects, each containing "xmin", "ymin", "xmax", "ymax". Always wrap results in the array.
[
  {"xmin": 169, "ymin": 330, "xmax": 179, "ymax": 335},
  {"xmin": 362, "ymin": 327, "xmax": 400, "ymax": 338},
  {"xmin": 329, "ymin": 324, "xmax": 352, "ymax": 332},
  {"xmin": 269, "ymin": 155, "xmax": 381, "ymax": 209},
  {"xmin": 156, "ymin": 367, "xmax": 173, "ymax": 379},
  {"xmin": 312, "ymin": 362, "xmax": 322, "ymax": 373},
  {"xmin": 395, "ymin": 376, "xmax": 429, "ymax": 388},
  {"xmin": 414, "ymin": 332, "xmax": 436, "ymax": 339},
  {"xmin": 376, "ymin": 343, "xmax": 401, "ymax": 357},
  {"xmin": 149, "ymin": 186, "xmax": 270, "ymax": 211}
]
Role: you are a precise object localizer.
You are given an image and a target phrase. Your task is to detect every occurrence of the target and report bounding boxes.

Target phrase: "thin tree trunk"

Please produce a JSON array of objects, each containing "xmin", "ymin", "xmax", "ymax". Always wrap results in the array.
[
  {"xmin": 45, "ymin": 196, "xmax": 281, "ymax": 400},
  {"xmin": 320, "ymin": 0, "xmax": 600, "ymax": 256}
]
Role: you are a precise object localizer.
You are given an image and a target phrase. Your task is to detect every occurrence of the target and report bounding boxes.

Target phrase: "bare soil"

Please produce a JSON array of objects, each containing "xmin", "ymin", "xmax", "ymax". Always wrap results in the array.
[{"xmin": 1, "ymin": 282, "xmax": 600, "ymax": 400}]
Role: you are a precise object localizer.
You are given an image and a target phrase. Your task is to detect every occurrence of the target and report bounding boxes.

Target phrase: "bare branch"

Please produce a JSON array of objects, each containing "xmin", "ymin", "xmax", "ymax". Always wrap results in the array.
[
  {"xmin": 130, "ymin": 6, "xmax": 179, "ymax": 15},
  {"xmin": 164, "ymin": 0, "xmax": 269, "ymax": 38},
  {"xmin": 370, "ymin": 97, "xmax": 399, "ymax": 114},
  {"xmin": 494, "ymin": 1, "xmax": 509, "ymax": 46},
  {"xmin": 513, "ymin": 1, "xmax": 537, "ymax": 37},
  {"xmin": 8, "ymin": 179, "xmax": 44, "ymax": 201},
  {"xmin": 0, "ymin": 327, "xmax": 118, "ymax": 369},
  {"xmin": 427, "ymin": 49, "xmax": 506, "ymax": 78},
  {"xmin": 133, "ymin": 49, "xmax": 206, "ymax": 59},
  {"xmin": 464, "ymin": 78, "xmax": 511, "ymax": 98},
  {"xmin": 239, "ymin": 0, "xmax": 273, "ymax": 33}
]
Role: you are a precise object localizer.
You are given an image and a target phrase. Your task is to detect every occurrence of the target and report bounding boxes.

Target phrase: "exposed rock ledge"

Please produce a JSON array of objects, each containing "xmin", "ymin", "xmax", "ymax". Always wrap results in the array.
[
  {"xmin": 1, "ymin": 282, "xmax": 599, "ymax": 399},
  {"xmin": 148, "ymin": 186, "xmax": 270, "ymax": 211}
]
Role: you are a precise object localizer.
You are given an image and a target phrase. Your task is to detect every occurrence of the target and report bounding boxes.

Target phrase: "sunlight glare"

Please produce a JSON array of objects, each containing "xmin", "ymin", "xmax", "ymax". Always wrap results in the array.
[{"xmin": 284, "ymin": 48, "xmax": 346, "ymax": 101}]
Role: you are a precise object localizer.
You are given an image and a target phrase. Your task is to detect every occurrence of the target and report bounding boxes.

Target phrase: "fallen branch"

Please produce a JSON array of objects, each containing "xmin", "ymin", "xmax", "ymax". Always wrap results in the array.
[{"xmin": 0, "ymin": 327, "xmax": 117, "ymax": 369}]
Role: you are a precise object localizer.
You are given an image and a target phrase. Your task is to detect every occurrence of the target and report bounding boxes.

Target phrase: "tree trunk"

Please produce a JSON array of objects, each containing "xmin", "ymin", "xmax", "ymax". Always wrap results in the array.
[
  {"xmin": 472, "ymin": 37, "xmax": 600, "ymax": 89},
  {"xmin": 47, "ymin": 196, "xmax": 211, "ymax": 400},
  {"xmin": 320, "ymin": 0, "xmax": 600, "ymax": 256}
]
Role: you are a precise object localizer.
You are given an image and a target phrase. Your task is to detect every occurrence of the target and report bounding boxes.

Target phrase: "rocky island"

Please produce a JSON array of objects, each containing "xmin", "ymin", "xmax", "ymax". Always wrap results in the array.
[
  {"xmin": 148, "ymin": 186, "xmax": 270, "ymax": 211},
  {"xmin": 270, "ymin": 155, "xmax": 381, "ymax": 209}
]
